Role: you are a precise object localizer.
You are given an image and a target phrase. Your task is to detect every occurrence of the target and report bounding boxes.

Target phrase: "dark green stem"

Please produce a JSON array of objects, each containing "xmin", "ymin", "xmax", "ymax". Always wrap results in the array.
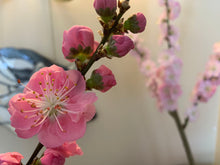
[
  {"xmin": 182, "ymin": 117, "xmax": 189, "ymax": 130},
  {"xmin": 26, "ymin": 143, "xmax": 44, "ymax": 165},
  {"xmin": 81, "ymin": 9, "xmax": 127, "ymax": 76},
  {"xmin": 169, "ymin": 111, "xmax": 195, "ymax": 165}
]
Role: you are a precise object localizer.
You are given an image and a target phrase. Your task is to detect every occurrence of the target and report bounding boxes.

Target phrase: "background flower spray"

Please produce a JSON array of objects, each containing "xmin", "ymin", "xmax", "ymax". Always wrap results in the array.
[{"xmin": 131, "ymin": 0, "xmax": 220, "ymax": 164}]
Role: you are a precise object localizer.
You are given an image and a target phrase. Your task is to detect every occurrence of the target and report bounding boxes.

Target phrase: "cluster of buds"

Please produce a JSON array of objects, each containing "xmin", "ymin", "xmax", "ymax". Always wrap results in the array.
[
  {"xmin": 62, "ymin": 0, "xmax": 147, "ymax": 92},
  {"xmin": 187, "ymin": 43, "xmax": 220, "ymax": 121},
  {"xmin": 131, "ymin": 0, "xmax": 181, "ymax": 111},
  {"xmin": 2, "ymin": 0, "xmax": 147, "ymax": 165}
]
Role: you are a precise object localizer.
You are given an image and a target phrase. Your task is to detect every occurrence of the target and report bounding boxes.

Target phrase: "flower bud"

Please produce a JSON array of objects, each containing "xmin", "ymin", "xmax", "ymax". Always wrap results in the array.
[
  {"xmin": 106, "ymin": 35, "xmax": 134, "ymax": 57},
  {"xmin": 124, "ymin": 13, "xmax": 147, "ymax": 33},
  {"xmin": 0, "ymin": 152, "xmax": 24, "ymax": 165},
  {"xmin": 87, "ymin": 65, "xmax": 116, "ymax": 92},
  {"xmin": 62, "ymin": 25, "xmax": 98, "ymax": 62},
  {"xmin": 93, "ymin": 0, "xmax": 117, "ymax": 22}
]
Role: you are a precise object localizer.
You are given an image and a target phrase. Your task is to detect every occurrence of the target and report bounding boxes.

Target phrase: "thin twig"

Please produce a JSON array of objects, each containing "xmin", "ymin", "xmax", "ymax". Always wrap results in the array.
[{"xmin": 169, "ymin": 111, "xmax": 195, "ymax": 165}]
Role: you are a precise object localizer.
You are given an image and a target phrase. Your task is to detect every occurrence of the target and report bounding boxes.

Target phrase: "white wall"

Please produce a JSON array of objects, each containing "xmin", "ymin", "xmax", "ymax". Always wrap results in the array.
[{"xmin": 0, "ymin": 0, "xmax": 220, "ymax": 165}]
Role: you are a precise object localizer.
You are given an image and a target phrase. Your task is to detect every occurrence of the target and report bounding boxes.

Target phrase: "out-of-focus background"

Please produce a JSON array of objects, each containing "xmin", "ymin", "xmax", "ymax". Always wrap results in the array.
[{"xmin": 0, "ymin": 0, "xmax": 220, "ymax": 164}]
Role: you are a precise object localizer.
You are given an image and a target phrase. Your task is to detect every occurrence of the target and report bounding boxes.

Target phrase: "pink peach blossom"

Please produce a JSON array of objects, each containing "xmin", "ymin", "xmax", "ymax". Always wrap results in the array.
[
  {"xmin": 205, "ymin": 60, "xmax": 220, "ymax": 78},
  {"xmin": 0, "ymin": 152, "xmax": 23, "ymax": 165},
  {"xmin": 156, "ymin": 65, "xmax": 180, "ymax": 85},
  {"xmin": 62, "ymin": 25, "xmax": 98, "ymax": 62},
  {"xmin": 157, "ymin": 83, "xmax": 182, "ymax": 111},
  {"xmin": 140, "ymin": 59, "xmax": 157, "ymax": 77},
  {"xmin": 9, "ymin": 65, "xmax": 97, "ymax": 148},
  {"xmin": 192, "ymin": 79, "xmax": 216, "ymax": 103},
  {"xmin": 158, "ymin": 49, "xmax": 176, "ymax": 65}
]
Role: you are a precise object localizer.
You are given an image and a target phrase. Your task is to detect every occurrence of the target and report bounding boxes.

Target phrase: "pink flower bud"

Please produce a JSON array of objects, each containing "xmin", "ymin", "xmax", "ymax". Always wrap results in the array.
[
  {"xmin": 0, "ymin": 152, "xmax": 23, "ymax": 165},
  {"xmin": 41, "ymin": 141, "xmax": 83, "ymax": 165},
  {"xmin": 106, "ymin": 35, "xmax": 134, "ymax": 57},
  {"xmin": 62, "ymin": 25, "xmax": 98, "ymax": 62},
  {"xmin": 41, "ymin": 153, "xmax": 65, "ymax": 165},
  {"xmin": 93, "ymin": 0, "xmax": 117, "ymax": 22},
  {"xmin": 124, "ymin": 13, "xmax": 147, "ymax": 33},
  {"xmin": 87, "ymin": 65, "xmax": 116, "ymax": 92}
]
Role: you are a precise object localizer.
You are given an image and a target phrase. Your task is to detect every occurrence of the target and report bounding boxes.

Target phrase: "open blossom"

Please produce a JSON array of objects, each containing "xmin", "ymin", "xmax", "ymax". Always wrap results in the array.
[
  {"xmin": 156, "ymin": 65, "xmax": 180, "ymax": 85},
  {"xmin": 158, "ymin": 49, "xmax": 176, "ymax": 65},
  {"xmin": 62, "ymin": 25, "xmax": 99, "ymax": 62},
  {"xmin": 41, "ymin": 141, "xmax": 83, "ymax": 165},
  {"xmin": 106, "ymin": 35, "xmax": 134, "ymax": 57},
  {"xmin": 140, "ymin": 59, "xmax": 156, "ymax": 77},
  {"xmin": 0, "ymin": 152, "xmax": 23, "ymax": 165},
  {"xmin": 157, "ymin": 83, "xmax": 182, "ymax": 111},
  {"xmin": 8, "ymin": 65, "xmax": 97, "ymax": 148},
  {"xmin": 192, "ymin": 79, "xmax": 216, "ymax": 103},
  {"xmin": 205, "ymin": 60, "xmax": 220, "ymax": 79},
  {"xmin": 124, "ymin": 13, "xmax": 147, "ymax": 33}
]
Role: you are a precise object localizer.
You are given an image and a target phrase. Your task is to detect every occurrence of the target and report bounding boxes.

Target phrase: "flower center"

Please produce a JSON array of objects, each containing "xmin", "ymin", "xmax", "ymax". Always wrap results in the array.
[{"xmin": 18, "ymin": 72, "xmax": 77, "ymax": 132}]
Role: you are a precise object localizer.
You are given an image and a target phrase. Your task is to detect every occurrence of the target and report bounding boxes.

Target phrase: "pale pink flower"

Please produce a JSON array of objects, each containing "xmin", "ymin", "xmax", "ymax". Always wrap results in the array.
[
  {"xmin": 205, "ymin": 60, "xmax": 220, "ymax": 78},
  {"xmin": 41, "ymin": 141, "xmax": 82, "ymax": 165},
  {"xmin": 62, "ymin": 25, "xmax": 99, "ymax": 62},
  {"xmin": 8, "ymin": 65, "xmax": 97, "ymax": 148},
  {"xmin": 124, "ymin": 13, "xmax": 147, "ymax": 33},
  {"xmin": 140, "ymin": 59, "xmax": 156, "ymax": 77},
  {"xmin": 157, "ymin": 54, "xmax": 182, "ymax": 85},
  {"xmin": 157, "ymin": 65, "xmax": 180, "ymax": 85},
  {"xmin": 158, "ymin": 49, "xmax": 176, "ymax": 65},
  {"xmin": 193, "ymin": 79, "xmax": 216, "ymax": 103},
  {"xmin": 106, "ymin": 35, "xmax": 134, "ymax": 57},
  {"xmin": 0, "ymin": 152, "xmax": 23, "ymax": 165},
  {"xmin": 157, "ymin": 83, "xmax": 182, "ymax": 111}
]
